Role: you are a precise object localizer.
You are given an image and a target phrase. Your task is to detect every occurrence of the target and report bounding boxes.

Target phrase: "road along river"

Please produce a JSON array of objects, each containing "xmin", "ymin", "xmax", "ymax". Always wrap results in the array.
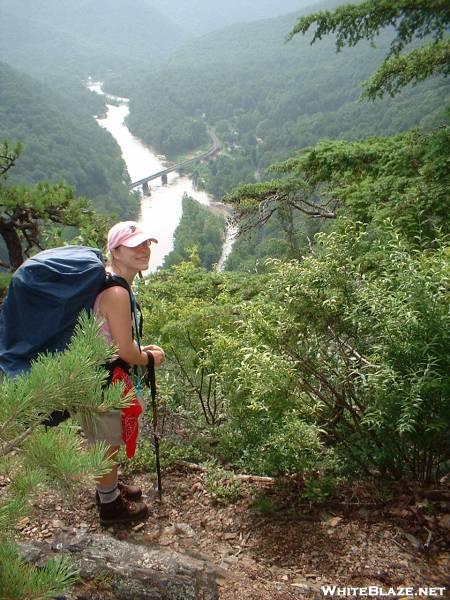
[{"xmin": 87, "ymin": 80, "xmax": 236, "ymax": 272}]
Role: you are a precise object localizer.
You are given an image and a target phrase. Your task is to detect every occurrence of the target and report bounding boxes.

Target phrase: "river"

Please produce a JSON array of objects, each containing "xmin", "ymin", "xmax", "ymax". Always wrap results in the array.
[{"xmin": 87, "ymin": 80, "xmax": 236, "ymax": 272}]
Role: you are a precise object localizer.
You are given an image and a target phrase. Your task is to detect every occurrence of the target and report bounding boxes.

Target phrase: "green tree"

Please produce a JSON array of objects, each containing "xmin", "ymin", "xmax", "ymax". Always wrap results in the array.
[
  {"xmin": 0, "ymin": 142, "xmax": 110, "ymax": 270},
  {"xmin": 142, "ymin": 227, "xmax": 449, "ymax": 481},
  {"xmin": 142, "ymin": 260, "xmax": 236, "ymax": 429},
  {"xmin": 162, "ymin": 195, "xmax": 224, "ymax": 270},
  {"xmin": 0, "ymin": 314, "xmax": 129, "ymax": 598},
  {"xmin": 226, "ymin": 123, "xmax": 449, "ymax": 247},
  {"xmin": 288, "ymin": 0, "xmax": 450, "ymax": 98}
]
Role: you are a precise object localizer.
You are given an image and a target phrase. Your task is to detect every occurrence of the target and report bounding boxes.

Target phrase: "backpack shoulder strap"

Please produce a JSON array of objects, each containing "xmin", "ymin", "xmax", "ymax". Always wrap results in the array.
[
  {"xmin": 102, "ymin": 272, "xmax": 131, "ymax": 294},
  {"xmin": 102, "ymin": 273, "xmax": 143, "ymax": 349}
]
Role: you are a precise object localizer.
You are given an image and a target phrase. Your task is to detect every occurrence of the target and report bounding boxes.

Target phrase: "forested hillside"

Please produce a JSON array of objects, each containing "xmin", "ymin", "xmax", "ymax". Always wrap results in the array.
[
  {"xmin": 0, "ymin": 62, "xmax": 137, "ymax": 217},
  {"xmin": 144, "ymin": 0, "xmax": 319, "ymax": 35},
  {"xmin": 0, "ymin": 0, "xmax": 185, "ymax": 79},
  {"xmin": 118, "ymin": 1, "xmax": 448, "ymax": 200},
  {"xmin": 107, "ymin": 0, "xmax": 449, "ymax": 269},
  {"xmin": 162, "ymin": 195, "xmax": 225, "ymax": 270}
]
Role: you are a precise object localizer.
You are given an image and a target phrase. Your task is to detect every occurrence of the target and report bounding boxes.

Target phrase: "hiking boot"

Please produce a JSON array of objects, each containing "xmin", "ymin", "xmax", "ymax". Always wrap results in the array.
[
  {"xmin": 95, "ymin": 481, "xmax": 142, "ymax": 505},
  {"xmin": 98, "ymin": 493, "xmax": 149, "ymax": 526},
  {"xmin": 119, "ymin": 481, "xmax": 142, "ymax": 500}
]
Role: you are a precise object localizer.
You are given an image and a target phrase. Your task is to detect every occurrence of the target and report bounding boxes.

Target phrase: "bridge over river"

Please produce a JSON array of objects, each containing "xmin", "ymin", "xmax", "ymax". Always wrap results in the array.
[{"xmin": 129, "ymin": 129, "xmax": 221, "ymax": 193}]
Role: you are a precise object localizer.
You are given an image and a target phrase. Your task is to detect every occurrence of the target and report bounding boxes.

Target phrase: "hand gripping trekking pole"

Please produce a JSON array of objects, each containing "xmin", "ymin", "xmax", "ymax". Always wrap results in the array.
[
  {"xmin": 130, "ymin": 289, "xmax": 163, "ymax": 500},
  {"xmin": 145, "ymin": 350, "xmax": 162, "ymax": 499}
]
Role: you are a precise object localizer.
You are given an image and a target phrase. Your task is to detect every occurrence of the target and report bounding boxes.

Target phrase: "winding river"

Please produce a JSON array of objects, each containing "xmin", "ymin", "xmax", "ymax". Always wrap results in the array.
[{"xmin": 87, "ymin": 81, "xmax": 235, "ymax": 272}]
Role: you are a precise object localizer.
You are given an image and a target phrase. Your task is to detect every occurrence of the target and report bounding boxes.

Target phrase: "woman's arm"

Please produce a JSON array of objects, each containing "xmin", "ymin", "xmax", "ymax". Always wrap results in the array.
[{"xmin": 99, "ymin": 286, "xmax": 149, "ymax": 366}]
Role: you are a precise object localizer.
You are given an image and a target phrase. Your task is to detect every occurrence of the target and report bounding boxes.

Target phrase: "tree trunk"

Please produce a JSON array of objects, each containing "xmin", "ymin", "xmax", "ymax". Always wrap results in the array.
[
  {"xmin": 19, "ymin": 531, "xmax": 223, "ymax": 600},
  {"xmin": 0, "ymin": 222, "xmax": 24, "ymax": 269}
]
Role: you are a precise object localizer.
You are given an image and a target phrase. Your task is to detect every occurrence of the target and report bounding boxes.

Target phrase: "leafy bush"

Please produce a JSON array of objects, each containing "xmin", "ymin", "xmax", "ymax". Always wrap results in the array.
[
  {"xmin": 202, "ymin": 460, "xmax": 243, "ymax": 505},
  {"xmin": 141, "ymin": 222, "xmax": 449, "ymax": 481},
  {"xmin": 118, "ymin": 437, "xmax": 208, "ymax": 477}
]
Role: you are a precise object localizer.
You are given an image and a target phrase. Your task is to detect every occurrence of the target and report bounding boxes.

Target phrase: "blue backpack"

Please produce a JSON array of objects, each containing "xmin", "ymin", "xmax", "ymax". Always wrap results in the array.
[{"xmin": 0, "ymin": 245, "xmax": 138, "ymax": 425}]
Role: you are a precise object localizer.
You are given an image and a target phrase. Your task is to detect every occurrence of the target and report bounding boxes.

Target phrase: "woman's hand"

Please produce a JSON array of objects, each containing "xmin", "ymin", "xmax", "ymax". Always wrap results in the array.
[{"xmin": 143, "ymin": 344, "xmax": 165, "ymax": 367}]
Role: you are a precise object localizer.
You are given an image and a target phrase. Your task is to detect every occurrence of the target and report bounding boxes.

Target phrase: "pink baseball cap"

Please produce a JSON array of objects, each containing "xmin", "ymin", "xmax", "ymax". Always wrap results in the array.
[{"xmin": 107, "ymin": 221, "xmax": 158, "ymax": 251}]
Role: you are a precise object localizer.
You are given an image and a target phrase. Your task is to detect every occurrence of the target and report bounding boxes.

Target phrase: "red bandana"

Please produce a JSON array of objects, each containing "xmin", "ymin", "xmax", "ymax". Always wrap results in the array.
[{"xmin": 111, "ymin": 366, "xmax": 143, "ymax": 459}]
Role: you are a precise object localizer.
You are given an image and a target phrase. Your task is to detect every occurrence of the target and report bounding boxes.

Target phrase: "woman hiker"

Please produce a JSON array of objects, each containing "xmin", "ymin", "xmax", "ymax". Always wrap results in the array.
[{"xmin": 83, "ymin": 221, "xmax": 165, "ymax": 526}]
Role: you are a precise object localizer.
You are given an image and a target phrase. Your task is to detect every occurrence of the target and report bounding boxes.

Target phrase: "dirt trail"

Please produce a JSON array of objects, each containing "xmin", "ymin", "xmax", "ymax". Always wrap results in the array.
[{"xmin": 10, "ymin": 468, "xmax": 450, "ymax": 599}]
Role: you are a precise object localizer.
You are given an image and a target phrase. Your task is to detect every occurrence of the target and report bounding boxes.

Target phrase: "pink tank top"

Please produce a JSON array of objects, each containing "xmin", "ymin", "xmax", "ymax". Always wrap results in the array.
[{"xmin": 93, "ymin": 290, "xmax": 114, "ymax": 345}]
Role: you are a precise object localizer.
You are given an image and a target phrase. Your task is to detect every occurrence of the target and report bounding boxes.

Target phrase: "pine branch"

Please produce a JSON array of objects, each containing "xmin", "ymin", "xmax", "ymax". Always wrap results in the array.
[
  {"xmin": 362, "ymin": 40, "xmax": 450, "ymax": 99},
  {"xmin": 23, "ymin": 426, "xmax": 114, "ymax": 491},
  {"xmin": 0, "ymin": 428, "xmax": 32, "ymax": 458},
  {"xmin": 0, "ymin": 541, "xmax": 78, "ymax": 599}
]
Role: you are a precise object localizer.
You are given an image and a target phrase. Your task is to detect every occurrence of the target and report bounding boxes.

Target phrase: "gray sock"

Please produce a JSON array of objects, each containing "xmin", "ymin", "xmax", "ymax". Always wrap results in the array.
[{"xmin": 96, "ymin": 483, "xmax": 120, "ymax": 504}]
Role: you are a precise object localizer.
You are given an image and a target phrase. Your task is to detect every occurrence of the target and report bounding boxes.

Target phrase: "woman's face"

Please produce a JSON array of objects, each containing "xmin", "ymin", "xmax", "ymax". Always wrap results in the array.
[{"xmin": 113, "ymin": 241, "xmax": 151, "ymax": 272}]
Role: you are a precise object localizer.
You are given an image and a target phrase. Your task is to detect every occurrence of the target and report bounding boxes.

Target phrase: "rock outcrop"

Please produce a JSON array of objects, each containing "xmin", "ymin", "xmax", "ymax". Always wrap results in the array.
[{"xmin": 19, "ymin": 528, "xmax": 224, "ymax": 599}]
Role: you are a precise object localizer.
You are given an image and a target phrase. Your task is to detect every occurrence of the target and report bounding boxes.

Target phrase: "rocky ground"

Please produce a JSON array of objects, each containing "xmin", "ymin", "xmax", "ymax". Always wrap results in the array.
[{"xmin": 9, "ymin": 466, "xmax": 450, "ymax": 599}]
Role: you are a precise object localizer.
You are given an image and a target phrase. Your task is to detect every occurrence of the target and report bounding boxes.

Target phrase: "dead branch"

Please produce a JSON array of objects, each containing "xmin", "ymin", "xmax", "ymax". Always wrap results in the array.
[
  {"xmin": 0, "ymin": 427, "xmax": 33, "ymax": 458},
  {"xmin": 327, "ymin": 326, "xmax": 378, "ymax": 368},
  {"xmin": 175, "ymin": 460, "xmax": 275, "ymax": 485},
  {"xmin": 290, "ymin": 198, "xmax": 336, "ymax": 218}
]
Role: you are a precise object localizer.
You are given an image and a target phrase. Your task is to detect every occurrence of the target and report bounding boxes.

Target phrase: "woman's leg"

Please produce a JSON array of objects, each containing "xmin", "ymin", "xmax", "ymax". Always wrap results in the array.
[
  {"xmin": 82, "ymin": 414, "xmax": 148, "ymax": 524},
  {"xmin": 96, "ymin": 445, "xmax": 120, "ymax": 503},
  {"xmin": 97, "ymin": 445, "xmax": 119, "ymax": 487}
]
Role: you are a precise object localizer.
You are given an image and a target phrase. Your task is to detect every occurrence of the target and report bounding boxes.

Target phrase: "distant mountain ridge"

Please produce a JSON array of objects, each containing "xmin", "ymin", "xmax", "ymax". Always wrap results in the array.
[
  {"xmin": 144, "ymin": 0, "xmax": 321, "ymax": 36},
  {"xmin": 0, "ymin": 0, "xmax": 186, "ymax": 78},
  {"xmin": 165, "ymin": 0, "xmax": 342, "ymax": 67}
]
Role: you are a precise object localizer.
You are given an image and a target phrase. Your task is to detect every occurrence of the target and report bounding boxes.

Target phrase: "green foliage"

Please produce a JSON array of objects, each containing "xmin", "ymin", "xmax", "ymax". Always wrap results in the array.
[
  {"xmin": 201, "ymin": 460, "xmax": 243, "ymax": 505},
  {"xmin": 0, "ymin": 541, "xmax": 79, "ymax": 600},
  {"xmin": 260, "ymin": 225, "xmax": 449, "ymax": 480},
  {"xmin": 288, "ymin": 1, "xmax": 449, "ymax": 54},
  {"xmin": 302, "ymin": 473, "xmax": 337, "ymax": 503},
  {"xmin": 225, "ymin": 122, "xmax": 450, "ymax": 254},
  {"xmin": 139, "ymin": 220, "xmax": 449, "ymax": 482},
  {"xmin": 0, "ymin": 272, "xmax": 12, "ymax": 296},
  {"xmin": 0, "ymin": 141, "xmax": 112, "ymax": 269},
  {"xmin": 250, "ymin": 492, "xmax": 277, "ymax": 515},
  {"xmin": 0, "ymin": 315, "xmax": 122, "ymax": 597},
  {"xmin": 363, "ymin": 39, "xmax": 450, "ymax": 99},
  {"xmin": 22, "ymin": 424, "xmax": 114, "ymax": 492},
  {"xmin": 288, "ymin": 0, "xmax": 450, "ymax": 99},
  {"xmin": 223, "ymin": 178, "xmax": 328, "ymax": 270},
  {"xmin": 118, "ymin": 437, "xmax": 208, "ymax": 477},
  {"xmin": 0, "ymin": 313, "xmax": 125, "ymax": 470},
  {"xmin": 117, "ymin": 438, "xmax": 155, "ymax": 476},
  {"xmin": 163, "ymin": 194, "xmax": 225, "ymax": 270},
  {"xmin": 140, "ymin": 261, "xmax": 330, "ymax": 475}
]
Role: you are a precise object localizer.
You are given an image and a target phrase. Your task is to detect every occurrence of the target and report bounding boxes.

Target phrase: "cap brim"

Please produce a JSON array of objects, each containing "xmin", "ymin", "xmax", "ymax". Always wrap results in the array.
[{"xmin": 121, "ymin": 233, "xmax": 158, "ymax": 247}]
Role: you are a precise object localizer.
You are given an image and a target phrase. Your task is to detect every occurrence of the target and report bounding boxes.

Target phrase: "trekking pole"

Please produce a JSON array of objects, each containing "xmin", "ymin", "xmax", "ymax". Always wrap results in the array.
[
  {"xmin": 145, "ymin": 350, "xmax": 162, "ymax": 499},
  {"xmin": 131, "ymin": 285, "xmax": 162, "ymax": 499}
]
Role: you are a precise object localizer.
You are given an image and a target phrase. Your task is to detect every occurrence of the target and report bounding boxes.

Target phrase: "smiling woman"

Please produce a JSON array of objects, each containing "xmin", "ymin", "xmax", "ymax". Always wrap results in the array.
[
  {"xmin": 81, "ymin": 220, "xmax": 165, "ymax": 526},
  {"xmin": 108, "ymin": 221, "xmax": 158, "ymax": 278},
  {"xmin": 114, "ymin": 240, "xmax": 152, "ymax": 271}
]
